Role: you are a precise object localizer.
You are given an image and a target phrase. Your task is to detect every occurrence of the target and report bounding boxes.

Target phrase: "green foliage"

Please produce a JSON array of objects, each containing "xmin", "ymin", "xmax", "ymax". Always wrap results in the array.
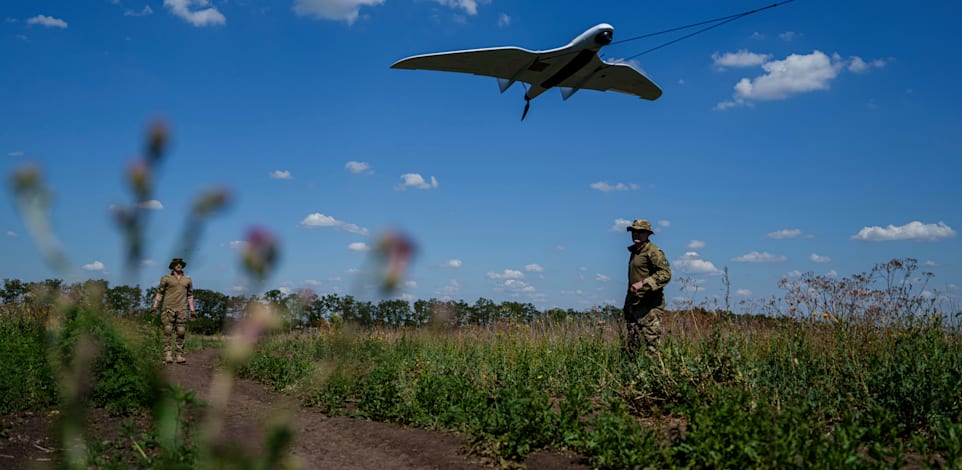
[
  {"xmin": 58, "ymin": 306, "xmax": 163, "ymax": 413},
  {"xmin": 0, "ymin": 314, "xmax": 58, "ymax": 413}
]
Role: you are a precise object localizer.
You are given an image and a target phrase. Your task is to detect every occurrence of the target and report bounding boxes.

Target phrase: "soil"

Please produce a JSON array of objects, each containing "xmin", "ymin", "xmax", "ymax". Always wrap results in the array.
[{"xmin": 1, "ymin": 348, "xmax": 590, "ymax": 469}]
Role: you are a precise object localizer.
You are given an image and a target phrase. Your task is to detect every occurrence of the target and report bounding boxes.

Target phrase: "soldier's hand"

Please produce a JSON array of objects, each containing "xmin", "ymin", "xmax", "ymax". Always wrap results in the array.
[
  {"xmin": 150, "ymin": 306, "xmax": 158, "ymax": 315},
  {"xmin": 630, "ymin": 281, "xmax": 646, "ymax": 293}
]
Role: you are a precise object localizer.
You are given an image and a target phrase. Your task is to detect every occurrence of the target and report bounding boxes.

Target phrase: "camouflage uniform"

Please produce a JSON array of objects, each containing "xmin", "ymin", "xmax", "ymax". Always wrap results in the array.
[
  {"xmin": 156, "ymin": 258, "xmax": 193, "ymax": 363},
  {"xmin": 623, "ymin": 220, "xmax": 672, "ymax": 355}
]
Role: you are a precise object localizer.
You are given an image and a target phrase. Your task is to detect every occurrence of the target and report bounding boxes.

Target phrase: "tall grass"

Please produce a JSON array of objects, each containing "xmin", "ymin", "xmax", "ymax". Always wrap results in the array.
[{"xmin": 240, "ymin": 310, "xmax": 961, "ymax": 468}]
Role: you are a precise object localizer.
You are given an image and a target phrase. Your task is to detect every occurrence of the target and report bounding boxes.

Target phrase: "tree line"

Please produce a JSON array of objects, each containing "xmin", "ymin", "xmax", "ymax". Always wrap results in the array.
[{"xmin": 1, "ymin": 278, "xmax": 619, "ymax": 334}]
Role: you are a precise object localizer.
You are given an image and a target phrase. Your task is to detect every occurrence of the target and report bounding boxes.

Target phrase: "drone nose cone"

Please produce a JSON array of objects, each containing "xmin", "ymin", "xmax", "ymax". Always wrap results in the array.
[{"xmin": 595, "ymin": 30, "xmax": 613, "ymax": 45}]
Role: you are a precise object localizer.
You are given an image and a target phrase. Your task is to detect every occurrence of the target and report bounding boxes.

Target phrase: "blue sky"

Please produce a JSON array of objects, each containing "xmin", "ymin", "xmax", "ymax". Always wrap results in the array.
[{"xmin": 2, "ymin": 0, "xmax": 960, "ymax": 312}]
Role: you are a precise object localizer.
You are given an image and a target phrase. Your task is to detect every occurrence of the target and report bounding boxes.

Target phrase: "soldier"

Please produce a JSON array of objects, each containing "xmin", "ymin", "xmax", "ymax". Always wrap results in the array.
[
  {"xmin": 151, "ymin": 257, "xmax": 195, "ymax": 364},
  {"xmin": 623, "ymin": 219, "xmax": 672, "ymax": 355}
]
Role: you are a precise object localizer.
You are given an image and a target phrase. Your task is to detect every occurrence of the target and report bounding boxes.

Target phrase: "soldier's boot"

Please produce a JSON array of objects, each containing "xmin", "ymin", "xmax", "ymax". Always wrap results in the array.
[
  {"xmin": 175, "ymin": 355, "xmax": 187, "ymax": 364},
  {"xmin": 164, "ymin": 351, "xmax": 174, "ymax": 364}
]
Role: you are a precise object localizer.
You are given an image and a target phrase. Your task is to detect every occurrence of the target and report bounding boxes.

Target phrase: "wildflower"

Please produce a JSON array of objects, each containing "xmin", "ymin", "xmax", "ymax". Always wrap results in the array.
[
  {"xmin": 146, "ymin": 120, "xmax": 168, "ymax": 162},
  {"xmin": 242, "ymin": 227, "xmax": 279, "ymax": 281}
]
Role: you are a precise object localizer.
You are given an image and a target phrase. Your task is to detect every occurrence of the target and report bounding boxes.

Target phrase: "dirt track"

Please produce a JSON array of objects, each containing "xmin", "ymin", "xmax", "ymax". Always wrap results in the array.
[{"xmin": 1, "ymin": 348, "xmax": 588, "ymax": 469}]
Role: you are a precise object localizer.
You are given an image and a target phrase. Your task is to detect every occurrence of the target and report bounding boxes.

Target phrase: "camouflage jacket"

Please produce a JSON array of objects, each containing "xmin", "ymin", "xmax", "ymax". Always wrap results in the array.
[
  {"xmin": 625, "ymin": 241, "xmax": 671, "ymax": 305},
  {"xmin": 158, "ymin": 273, "xmax": 193, "ymax": 312}
]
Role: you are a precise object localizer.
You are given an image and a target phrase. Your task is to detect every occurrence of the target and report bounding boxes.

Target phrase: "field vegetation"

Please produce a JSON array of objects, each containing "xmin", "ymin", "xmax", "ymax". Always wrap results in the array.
[{"xmin": 2, "ymin": 258, "xmax": 959, "ymax": 468}]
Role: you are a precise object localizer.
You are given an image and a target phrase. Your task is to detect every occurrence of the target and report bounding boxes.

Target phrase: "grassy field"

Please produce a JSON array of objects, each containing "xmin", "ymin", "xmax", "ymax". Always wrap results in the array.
[
  {"xmin": 2, "ymin": 271, "xmax": 960, "ymax": 468},
  {"xmin": 237, "ymin": 310, "xmax": 962, "ymax": 468}
]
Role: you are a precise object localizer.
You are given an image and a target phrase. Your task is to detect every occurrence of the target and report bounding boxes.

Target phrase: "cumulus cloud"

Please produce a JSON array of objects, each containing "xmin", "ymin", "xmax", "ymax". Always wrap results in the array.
[
  {"xmin": 293, "ymin": 0, "xmax": 384, "ymax": 25},
  {"xmin": 590, "ymin": 181, "xmax": 639, "ymax": 192},
  {"xmin": 712, "ymin": 49, "xmax": 771, "ymax": 69},
  {"xmin": 525, "ymin": 264, "xmax": 544, "ymax": 273},
  {"xmin": 8, "ymin": 151, "xmax": 24, "ymax": 157},
  {"xmin": 348, "ymin": 242, "xmax": 369, "ymax": 252},
  {"xmin": 658, "ymin": 220, "xmax": 670, "ymax": 228},
  {"xmin": 345, "ymin": 161, "xmax": 371, "ymax": 174},
  {"xmin": 497, "ymin": 13, "xmax": 510, "ymax": 27},
  {"xmin": 396, "ymin": 173, "xmax": 439, "ymax": 190},
  {"xmin": 851, "ymin": 221, "xmax": 956, "ymax": 242},
  {"xmin": 810, "ymin": 253, "xmax": 831, "ymax": 263},
  {"xmin": 164, "ymin": 0, "xmax": 225, "ymax": 27},
  {"xmin": 27, "ymin": 15, "xmax": 68, "ymax": 28},
  {"xmin": 436, "ymin": 279, "xmax": 460, "ymax": 297},
  {"xmin": 923, "ymin": 260, "xmax": 939, "ymax": 267},
  {"xmin": 141, "ymin": 259, "xmax": 155, "ymax": 267},
  {"xmin": 714, "ymin": 50, "xmax": 885, "ymax": 109},
  {"xmin": 299, "ymin": 213, "xmax": 369, "ymax": 235},
  {"xmin": 435, "ymin": 0, "xmax": 483, "ymax": 15},
  {"xmin": 269, "ymin": 170, "xmax": 293, "ymax": 180},
  {"xmin": 7, "ymin": 231, "xmax": 18, "ymax": 238},
  {"xmin": 768, "ymin": 228, "xmax": 804, "ymax": 239},
  {"xmin": 137, "ymin": 199, "xmax": 164, "ymax": 210},
  {"xmin": 595, "ymin": 273, "xmax": 610, "ymax": 282},
  {"xmin": 687, "ymin": 240, "xmax": 705, "ymax": 250},
  {"xmin": 609, "ymin": 218, "xmax": 632, "ymax": 232},
  {"xmin": 442, "ymin": 259, "xmax": 462, "ymax": 268},
  {"xmin": 674, "ymin": 252, "xmax": 721, "ymax": 275},
  {"xmin": 82, "ymin": 260, "xmax": 105, "ymax": 271},
  {"xmin": 778, "ymin": 31, "xmax": 797, "ymax": 42},
  {"xmin": 226, "ymin": 240, "xmax": 247, "ymax": 250},
  {"xmin": 736, "ymin": 288, "xmax": 752, "ymax": 296},
  {"xmin": 487, "ymin": 269, "xmax": 523, "ymax": 280},
  {"xmin": 732, "ymin": 251, "xmax": 787, "ymax": 263},
  {"xmin": 848, "ymin": 56, "xmax": 886, "ymax": 73}
]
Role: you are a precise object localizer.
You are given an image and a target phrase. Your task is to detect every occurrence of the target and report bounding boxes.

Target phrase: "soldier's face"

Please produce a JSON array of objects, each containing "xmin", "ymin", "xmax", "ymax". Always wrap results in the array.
[
  {"xmin": 631, "ymin": 230, "xmax": 651, "ymax": 244},
  {"xmin": 173, "ymin": 263, "xmax": 183, "ymax": 272}
]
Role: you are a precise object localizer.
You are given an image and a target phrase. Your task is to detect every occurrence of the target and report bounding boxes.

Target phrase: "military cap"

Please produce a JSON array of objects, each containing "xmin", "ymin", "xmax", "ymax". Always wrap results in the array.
[
  {"xmin": 626, "ymin": 219, "xmax": 653, "ymax": 233},
  {"xmin": 168, "ymin": 257, "xmax": 187, "ymax": 269}
]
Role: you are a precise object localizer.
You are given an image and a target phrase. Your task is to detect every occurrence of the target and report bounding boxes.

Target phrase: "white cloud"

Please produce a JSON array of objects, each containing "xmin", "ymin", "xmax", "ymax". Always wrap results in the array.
[
  {"xmin": 230, "ymin": 285, "xmax": 248, "ymax": 293},
  {"xmin": 595, "ymin": 273, "xmax": 610, "ymax": 282},
  {"xmin": 658, "ymin": 220, "xmax": 670, "ymax": 228},
  {"xmin": 497, "ymin": 13, "xmax": 510, "ymax": 27},
  {"xmin": 348, "ymin": 242, "xmax": 370, "ymax": 252},
  {"xmin": 553, "ymin": 245, "xmax": 566, "ymax": 251},
  {"xmin": 404, "ymin": 280, "xmax": 417, "ymax": 289},
  {"xmin": 293, "ymin": 0, "xmax": 384, "ymax": 25},
  {"xmin": 826, "ymin": 270, "xmax": 838, "ymax": 278},
  {"xmin": 610, "ymin": 218, "xmax": 632, "ymax": 232},
  {"xmin": 442, "ymin": 259, "xmax": 462, "ymax": 268},
  {"xmin": 396, "ymin": 173, "xmax": 439, "ymax": 190},
  {"xmin": 487, "ymin": 269, "xmax": 523, "ymax": 280},
  {"xmin": 716, "ymin": 50, "xmax": 847, "ymax": 109},
  {"xmin": 674, "ymin": 251, "xmax": 721, "ymax": 275},
  {"xmin": 712, "ymin": 49, "xmax": 771, "ymax": 68},
  {"xmin": 851, "ymin": 221, "xmax": 956, "ymax": 242},
  {"xmin": 848, "ymin": 56, "xmax": 886, "ymax": 73},
  {"xmin": 299, "ymin": 213, "xmax": 369, "ymax": 235},
  {"xmin": 125, "ymin": 5, "xmax": 154, "ymax": 17},
  {"xmin": 345, "ymin": 161, "xmax": 371, "ymax": 174},
  {"xmin": 163, "ymin": 0, "xmax": 225, "ymax": 27},
  {"xmin": 82, "ymin": 260, "xmax": 105, "ymax": 271},
  {"xmin": 269, "ymin": 170, "xmax": 293, "ymax": 180},
  {"xmin": 27, "ymin": 15, "xmax": 68, "ymax": 28},
  {"xmin": 768, "ymin": 228, "xmax": 803, "ymax": 239},
  {"xmin": 687, "ymin": 240, "xmax": 705, "ymax": 250},
  {"xmin": 810, "ymin": 253, "xmax": 831, "ymax": 263},
  {"xmin": 736, "ymin": 288, "xmax": 752, "ymax": 296},
  {"xmin": 560, "ymin": 289, "xmax": 583, "ymax": 295},
  {"xmin": 501, "ymin": 278, "xmax": 535, "ymax": 294},
  {"xmin": 924, "ymin": 260, "xmax": 939, "ymax": 267},
  {"xmin": 590, "ymin": 181, "xmax": 639, "ymax": 192},
  {"xmin": 137, "ymin": 199, "xmax": 164, "ymax": 210},
  {"xmin": 304, "ymin": 279, "xmax": 322, "ymax": 286},
  {"xmin": 7, "ymin": 231, "xmax": 18, "ymax": 238},
  {"xmin": 226, "ymin": 240, "xmax": 247, "ymax": 250},
  {"xmin": 8, "ymin": 151, "xmax": 24, "ymax": 157},
  {"xmin": 436, "ymin": 279, "xmax": 460, "ymax": 297},
  {"xmin": 731, "ymin": 251, "xmax": 787, "ymax": 263},
  {"xmin": 525, "ymin": 264, "xmax": 544, "ymax": 273},
  {"xmin": 786, "ymin": 270, "xmax": 803, "ymax": 278},
  {"xmin": 434, "ymin": 0, "xmax": 483, "ymax": 15},
  {"xmin": 141, "ymin": 259, "xmax": 155, "ymax": 267},
  {"xmin": 778, "ymin": 31, "xmax": 797, "ymax": 42}
]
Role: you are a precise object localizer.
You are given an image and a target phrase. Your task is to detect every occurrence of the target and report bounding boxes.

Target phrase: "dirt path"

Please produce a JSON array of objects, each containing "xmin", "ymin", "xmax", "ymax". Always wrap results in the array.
[
  {"xmin": 1, "ymin": 348, "xmax": 588, "ymax": 469},
  {"xmin": 164, "ymin": 348, "xmax": 587, "ymax": 469}
]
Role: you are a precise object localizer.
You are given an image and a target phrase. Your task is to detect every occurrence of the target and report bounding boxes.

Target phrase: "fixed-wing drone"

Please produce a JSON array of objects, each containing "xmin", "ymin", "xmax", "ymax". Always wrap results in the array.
[{"xmin": 391, "ymin": 23, "xmax": 662, "ymax": 120}]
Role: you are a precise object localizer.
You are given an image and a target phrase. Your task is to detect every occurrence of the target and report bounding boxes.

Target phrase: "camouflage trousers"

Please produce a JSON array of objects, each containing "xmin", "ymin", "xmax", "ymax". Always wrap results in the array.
[
  {"xmin": 161, "ymin": 308, "xmax": 189, "ymax": 357},
  {"xmin": 624, "ymin": 304, "xmax": 664, "ymax": 356}
]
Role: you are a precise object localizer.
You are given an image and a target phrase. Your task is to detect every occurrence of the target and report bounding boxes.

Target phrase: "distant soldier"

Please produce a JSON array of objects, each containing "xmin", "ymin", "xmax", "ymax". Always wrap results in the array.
[
  {"xmin": 623, "ymin": 219, "xmax": 672, "ymax": 355},
  {"xmin": 152, "ymin": 257, "xmax": 195, "ymax": 364}
]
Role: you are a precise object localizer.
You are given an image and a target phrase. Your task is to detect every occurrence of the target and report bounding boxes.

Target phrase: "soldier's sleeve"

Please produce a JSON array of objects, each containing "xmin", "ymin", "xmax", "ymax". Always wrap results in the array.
[
  {"xmin": 158, "ymin": 275, "xmax": 168, "ymax": 294},
  {"xmin": 186, "ymin": 278, "xmax": 193, "ymax": 299},
  {"xmin": 647, "ymin": 248, "xmax": 672, "ymax": 290}
]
